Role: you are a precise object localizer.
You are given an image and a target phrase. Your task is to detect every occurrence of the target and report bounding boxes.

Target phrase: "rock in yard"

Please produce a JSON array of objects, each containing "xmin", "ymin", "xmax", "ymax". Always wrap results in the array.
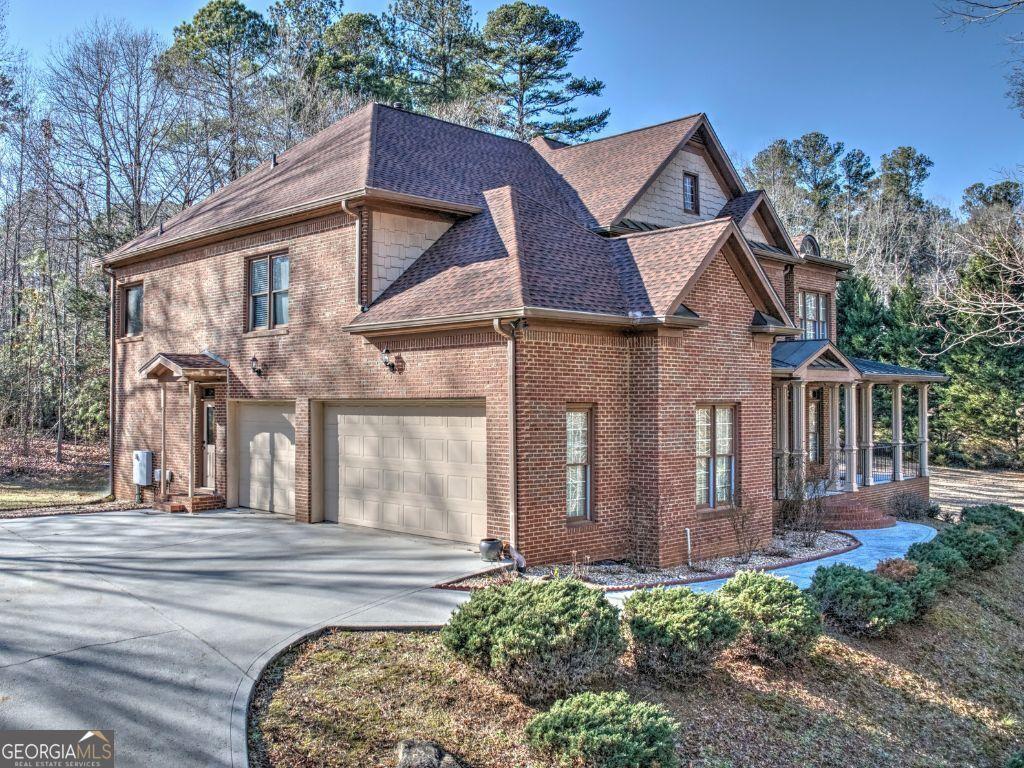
[{"xmin": 395, "ymin": 739, "xmax": 465, "ymax": 768}]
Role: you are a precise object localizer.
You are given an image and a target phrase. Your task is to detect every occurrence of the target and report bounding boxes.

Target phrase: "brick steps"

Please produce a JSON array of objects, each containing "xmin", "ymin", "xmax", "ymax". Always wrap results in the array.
[
  {"xmin": 821, "ymin": 502, "xmax": 896, "ymax": 530},
  {"xmin": 154, "ymin": 494, "xmax": 226, "ymax": 514}
]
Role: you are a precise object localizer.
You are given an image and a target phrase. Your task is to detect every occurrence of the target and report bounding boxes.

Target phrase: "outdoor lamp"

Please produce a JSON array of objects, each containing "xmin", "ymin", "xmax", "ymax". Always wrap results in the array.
[
  {"xmin": 381, "ymin": 348, "xmax": 396, "ymax": 372},
  {"xmin": 250, "ymin": 355, "xmax": 264, "ymax": 377}
]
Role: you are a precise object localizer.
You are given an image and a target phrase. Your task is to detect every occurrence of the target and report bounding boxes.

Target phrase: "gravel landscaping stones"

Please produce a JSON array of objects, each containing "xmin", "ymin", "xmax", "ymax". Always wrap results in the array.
[{"xmin": 443, "ymin": 531, "xmax": 858, "ymax": 591}]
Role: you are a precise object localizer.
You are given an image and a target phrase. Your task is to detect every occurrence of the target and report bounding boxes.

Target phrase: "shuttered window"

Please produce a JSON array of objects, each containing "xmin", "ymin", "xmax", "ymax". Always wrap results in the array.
[{"xmin": 250, "ymin": 254, "xmax": 289, "ymax": 330}]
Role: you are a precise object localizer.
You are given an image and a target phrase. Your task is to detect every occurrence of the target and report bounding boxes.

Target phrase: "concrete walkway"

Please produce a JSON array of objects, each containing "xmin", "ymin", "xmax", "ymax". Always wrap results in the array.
[
  {"xmin": 610, "ymin": 521, "xmax": 936, "ymax": 603},
  {"xmin": 0, "ymin": 509, "xmax": 481, "ymax": 767}
]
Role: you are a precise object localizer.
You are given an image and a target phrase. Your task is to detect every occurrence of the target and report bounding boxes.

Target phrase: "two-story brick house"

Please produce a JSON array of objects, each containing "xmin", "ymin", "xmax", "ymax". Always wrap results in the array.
[{"xmin": 102, "ymin": 104, "xmax": 944, "ymax": 566}]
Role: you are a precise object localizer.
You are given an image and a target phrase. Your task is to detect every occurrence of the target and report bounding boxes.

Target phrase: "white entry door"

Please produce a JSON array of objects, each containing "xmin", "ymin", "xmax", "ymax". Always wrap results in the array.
[
  {"xmin": 238, "ymin": 403, "xmax": 295, "ymax": 514},
  {"xmin": 323, "ymin": 403, "xmax": 487, "ymax": 542}
]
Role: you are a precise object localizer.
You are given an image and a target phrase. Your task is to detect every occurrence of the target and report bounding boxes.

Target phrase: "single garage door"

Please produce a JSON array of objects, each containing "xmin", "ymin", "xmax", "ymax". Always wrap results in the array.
[
  {"xmin": 238, "ymin": 403, "xmax": 295, "ymax": 514},
  {"xmin": 324, "ymin": 403, "xmax": 486, "ymax": 542}
]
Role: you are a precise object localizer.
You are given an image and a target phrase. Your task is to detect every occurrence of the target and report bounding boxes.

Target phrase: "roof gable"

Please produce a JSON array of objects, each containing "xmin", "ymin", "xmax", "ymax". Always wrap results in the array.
[
  {"xmin": 532, "ymin": 114, "xmax": 745, "ymax": 229},
  {"xmin": 718, "ymin": 190, "xmax": 800, "ymax": 259},
  {"xmin": 609, "ymin": 218, "xmax": 790, "ymax": 323}
]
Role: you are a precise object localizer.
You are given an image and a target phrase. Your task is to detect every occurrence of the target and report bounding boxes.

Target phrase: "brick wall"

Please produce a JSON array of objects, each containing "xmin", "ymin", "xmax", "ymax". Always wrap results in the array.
[
  {"xmin": 111, "ymin": 208, "xmax": 789, "ymax": 568},
  {"xmin": 111, "ymin": 212, "xmax": 510, "ymax": 533}
]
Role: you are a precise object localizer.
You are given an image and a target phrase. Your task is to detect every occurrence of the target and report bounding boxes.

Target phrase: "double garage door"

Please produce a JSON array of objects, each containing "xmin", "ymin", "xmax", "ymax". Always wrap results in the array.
[
  {"xmin": 324, "ymin": 404, "xmax": 487, "ymax": 543},
  {"xmin": 238, "ymin": 402, "xmax": 486, "ymax": 543}
]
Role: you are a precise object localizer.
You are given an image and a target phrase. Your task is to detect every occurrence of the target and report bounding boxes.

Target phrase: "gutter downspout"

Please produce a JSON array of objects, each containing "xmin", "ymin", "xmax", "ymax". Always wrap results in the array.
[
  {"xmin": 341, "ymin": 198, "xmax": 362, "ymax": 306},
  {"xmin": 493, "ymin": 318, "xmax": 522, "ymax": 550},
  {"xmin": 103, "ymin": 268, "xmax": 116, "ymax": 498}
]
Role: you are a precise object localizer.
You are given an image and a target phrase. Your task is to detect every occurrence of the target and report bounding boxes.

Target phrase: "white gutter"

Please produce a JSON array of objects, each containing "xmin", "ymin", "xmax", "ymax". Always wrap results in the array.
[{"xmin": 493, "ymin": 318, "xmax": 520, "ymax": 549}]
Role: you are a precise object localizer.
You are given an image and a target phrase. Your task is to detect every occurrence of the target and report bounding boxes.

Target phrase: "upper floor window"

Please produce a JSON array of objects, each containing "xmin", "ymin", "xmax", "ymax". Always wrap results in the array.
[
  {"xmin": 250, "ymin": 254, "xmax": 289, "ymax": 330},
  {"xmin": 122, "ymin": 283, "xmax": 143, "ymax": 337},
  {"xmin": 566, "ymin": 407, "xmax": 592, "ymax": 519},
  {"xmin": 683, "ymin": 172, "xmax": 700, "ymax": 214},
  {"xmin": 797, "ymin": 291, "xmax": 829, "ymax": 340},
  {"xmin": 696, "ymin": 404, "xmax": 736, "ymax": 508}
]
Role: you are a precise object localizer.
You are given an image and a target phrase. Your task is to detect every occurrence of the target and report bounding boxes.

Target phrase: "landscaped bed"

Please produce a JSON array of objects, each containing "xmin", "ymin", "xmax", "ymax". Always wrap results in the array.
[
  {"xmin": 441, "ymin": 531, "xmax": 858, "ymax": 591},
  {"xmin": 250, "ymin": 508, "xmax": 1024, "ymax": 768}
]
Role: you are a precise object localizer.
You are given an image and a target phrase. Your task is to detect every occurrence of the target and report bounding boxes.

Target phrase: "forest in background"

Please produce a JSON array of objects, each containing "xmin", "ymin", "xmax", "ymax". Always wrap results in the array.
[{"xmin": 0, "ymin": 0, "xmax": 1021, "ymax": 468}]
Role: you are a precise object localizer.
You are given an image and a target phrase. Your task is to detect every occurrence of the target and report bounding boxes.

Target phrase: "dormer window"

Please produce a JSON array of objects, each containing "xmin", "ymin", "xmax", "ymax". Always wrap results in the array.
[{"xmin": 683, "ymin": 172, "xmax": 699, "ymax": 214}]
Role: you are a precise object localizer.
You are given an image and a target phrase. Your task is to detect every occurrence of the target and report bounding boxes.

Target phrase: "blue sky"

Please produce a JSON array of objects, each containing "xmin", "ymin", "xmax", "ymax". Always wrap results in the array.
[{"xmin": 7, "ymin": 0, "xmax": 1021, "ymax": 207}]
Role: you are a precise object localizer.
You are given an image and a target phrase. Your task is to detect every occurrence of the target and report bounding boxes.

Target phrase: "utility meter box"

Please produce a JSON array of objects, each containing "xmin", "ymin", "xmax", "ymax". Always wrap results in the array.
[{"xmin": 133, "ymin": 450, "xmax": 153, "ymax": 486}]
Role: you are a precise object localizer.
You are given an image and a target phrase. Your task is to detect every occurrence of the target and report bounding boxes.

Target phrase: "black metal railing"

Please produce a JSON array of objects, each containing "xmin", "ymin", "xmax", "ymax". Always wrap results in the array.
[
  {"xmin": 772, "ymin": 452, "xmax": 788, "ymax": 500},
  {"xmin": 902, "ymin": 442, "xmax": 920, "ymax": 479},
  {"xmin": 871, "ymin": 443, "xmax": 895, "ymax": 484},
  {"xmin": 825, "ymin": 447, "xmax": 848, "ymax": 491}
]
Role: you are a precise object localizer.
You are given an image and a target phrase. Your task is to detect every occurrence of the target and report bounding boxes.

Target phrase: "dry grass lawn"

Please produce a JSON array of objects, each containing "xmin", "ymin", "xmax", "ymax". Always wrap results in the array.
[
  {"xmin": 250, "ymin": 546, "xmax": 1024, "ymax": 768},
  {"xmin": 0, "ymin": 471, "xmax": 109, "ymax": 512},
  {"xmin": 930, "ymin": 466, "xmax": 1024, "ymax": 515}
]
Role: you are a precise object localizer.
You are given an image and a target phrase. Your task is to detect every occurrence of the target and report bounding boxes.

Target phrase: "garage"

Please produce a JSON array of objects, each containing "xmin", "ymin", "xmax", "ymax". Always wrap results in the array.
[
  {"xmin": 323, "ymin": 403, "xmax": 486, "ymax": 543},
  {"xmin": 238, "ymin": 403, "xmax": 296, "ymax": 514}
]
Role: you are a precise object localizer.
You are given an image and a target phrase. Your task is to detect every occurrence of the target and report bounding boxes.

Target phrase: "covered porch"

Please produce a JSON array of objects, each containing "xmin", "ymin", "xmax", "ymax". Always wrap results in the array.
[
  {"xmin": 771, "ymin": 339, "xmax": 946, "ymax": 511},
  {"xmin": 138, "ymin": 351, "xmax": 229, "ymax": 512}
]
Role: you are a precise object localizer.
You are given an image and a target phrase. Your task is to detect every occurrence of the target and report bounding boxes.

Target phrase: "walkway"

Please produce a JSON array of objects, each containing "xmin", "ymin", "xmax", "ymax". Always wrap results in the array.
[{"xmin": 610, "ymin": 521, "xmax": 936, "ymax": 601}]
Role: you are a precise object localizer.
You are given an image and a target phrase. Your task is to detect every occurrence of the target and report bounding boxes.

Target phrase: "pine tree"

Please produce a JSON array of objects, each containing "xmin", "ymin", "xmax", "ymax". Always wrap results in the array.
[
  {"xmin": 161, "ymin": 0, "xmax": 275, "ymax": 182},
  {"xmin": 790, "ymin": 132, "xmax": 844, "ymax": 222},
  {"xmin": 837, "ymin": 273, "xmax": 890, "ymax": 361},
  {"xmin": 383, "ymin": 0, "xmax": 482, "ymax": 110},
  {"xmin": 481, "ymin": 1, "xmax": 607, "ymax": 141}
]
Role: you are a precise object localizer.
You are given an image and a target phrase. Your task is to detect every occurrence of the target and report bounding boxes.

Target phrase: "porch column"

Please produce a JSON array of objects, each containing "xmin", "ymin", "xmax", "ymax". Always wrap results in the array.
[
  {"xmin": 860, "ymin": 381, "xmax": 874, "ymax": 486},
  {"xmin": 844, "ymin": 382, "xmax": 859, "ymax": 492},
  {"xmin": 917, "ymin": 383, "xmax": 930, "ymax": 477},
  {"xmin": 892, "ymin": 383, "xmax": 904, "ymax": 482},
  {"xmin": 777, "ymin": 383, "xmax": 790, "ymax": 489},
  {"xmin": 791, "ymin": 380, "xmax": 807, "ymax": 483},
  {"xmin": 828, "ymin": 383, "xmax": 841, "ymax": 452},
  {"xmin": 160, "ymin": 382, "xmax": 167, "ymax": 500},
  {"xmin": 188, "ymin": 380, "xmax": 196, "ymax": 500}
]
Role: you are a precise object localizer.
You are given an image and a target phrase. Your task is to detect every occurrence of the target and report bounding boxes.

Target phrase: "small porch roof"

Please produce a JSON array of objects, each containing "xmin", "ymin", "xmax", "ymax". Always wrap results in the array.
[
  {"xmin": 139, "ymin": 352, "xmax": 228, "ymax": 381},
  {"xmin": 771, "ymin": 339, "xmax": 947, "ymax": 383},
  {"xmin": 771, "ymin": 339, "xmax": 859, "ymax": 381}
]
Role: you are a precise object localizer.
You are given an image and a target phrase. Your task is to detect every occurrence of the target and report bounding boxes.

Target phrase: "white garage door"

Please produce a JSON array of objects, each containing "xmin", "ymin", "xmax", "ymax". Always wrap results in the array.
[
  {"xmin": 324, "ymin": 403, "xmax": 486, "ymax": 543},
  {"xmin": 238, "ymin": 403, "xmax": 295, "ymax": 514}
]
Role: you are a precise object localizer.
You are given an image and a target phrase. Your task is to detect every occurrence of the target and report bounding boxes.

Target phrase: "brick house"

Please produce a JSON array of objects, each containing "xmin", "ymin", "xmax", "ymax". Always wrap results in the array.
[{"xmin": 102, "ymin": 104, "xmax": 944, "ymax": 566}]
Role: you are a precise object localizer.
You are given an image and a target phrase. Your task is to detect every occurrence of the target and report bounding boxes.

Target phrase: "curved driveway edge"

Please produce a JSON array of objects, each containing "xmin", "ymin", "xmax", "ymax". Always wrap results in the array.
[
  {"xmin": 231, "ymin": 623, "xmax": 445, "ymax": 767},
  {"xmin": 0, "ymin": 510, "xmax": 482, "ymax": 768}
]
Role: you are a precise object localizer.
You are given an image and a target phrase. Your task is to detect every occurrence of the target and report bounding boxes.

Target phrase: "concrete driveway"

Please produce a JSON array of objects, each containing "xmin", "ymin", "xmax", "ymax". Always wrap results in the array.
[{"xmin": 0, "ymin": 509, "xmax": 480, "ymax": 767}]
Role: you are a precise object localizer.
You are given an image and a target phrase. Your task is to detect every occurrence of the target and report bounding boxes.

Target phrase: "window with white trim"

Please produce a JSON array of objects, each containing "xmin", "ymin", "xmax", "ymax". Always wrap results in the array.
[
  {"xmin": 796, "ymin": 291, "xmax": 828, "ymax": 339},
  {"xmin": 566, "ymin": 407, "xmax": 592, "ymax": 518},
  {"xmin": 696, "ymin": 405, "xmax": 736, "ymax": 507},
  {"xmin": 249, "ymin": 254, "xmax": 289, "ymax": 330}
]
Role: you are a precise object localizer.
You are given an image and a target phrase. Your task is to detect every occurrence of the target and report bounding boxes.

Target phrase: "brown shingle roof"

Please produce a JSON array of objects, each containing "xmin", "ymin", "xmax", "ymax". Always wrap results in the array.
[
  {"xmin": 349, "ymin": 186, "xmax": 629, "ymax": 328},
  {"xmin": 530, "ymin": 114, "xmax": 703, "ymax": 228},
  {"xmin": 109, "ymin": 107, "xmax": 375, "ymax": 261},
  {"xmin": 717, "ymin": 190, "xmax": 763, "ymax": 224},
  {"xmin": 109, "ymin": 104, "xmax": 582, "ymax": 262},
  {"xmin": 609, "ymin": 218, "xmax": 734, "ymax": 317}
]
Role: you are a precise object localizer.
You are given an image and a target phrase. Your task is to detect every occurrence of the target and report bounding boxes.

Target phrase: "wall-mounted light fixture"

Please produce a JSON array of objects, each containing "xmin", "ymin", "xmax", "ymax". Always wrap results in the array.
[
  {"xmin": 381, "ymin": 348, "xmax": 396, "ymax": 372},
  {"xmin": 250, "ymin": 355, "xmax": 264, "ymax": 377}
]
